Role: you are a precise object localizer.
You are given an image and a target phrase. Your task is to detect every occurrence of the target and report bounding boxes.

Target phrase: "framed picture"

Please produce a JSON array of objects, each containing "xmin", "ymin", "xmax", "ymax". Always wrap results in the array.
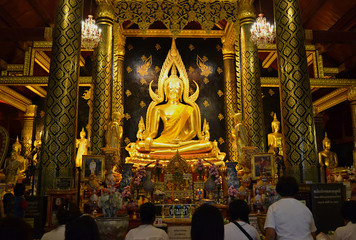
[
  {"xmin": 46, "ymin": 189, "xmax": 76, "ymax": 227},
  {"xmin": 82, "ymin": 155, "xmax": 105, "ymax": 181},
  {"xmin": 251, "ymin": 154, "xmax": 274, "ymax": 179}
]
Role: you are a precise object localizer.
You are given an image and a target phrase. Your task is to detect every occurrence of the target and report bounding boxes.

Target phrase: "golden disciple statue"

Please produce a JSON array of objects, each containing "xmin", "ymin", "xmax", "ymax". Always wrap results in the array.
[
  {"xmin": 267, "ymin": 113, "xmax": 283, "ymax": 155},
  {"xmin": 126, "ymin": 39, "xmax": 225, "ymax": 165},
  {"xmin": 232, "ymin": 112, "xmax": 248, "ymax": 160},
  {"xmin": 105, "ymin": 111, "xmax": 124, "ymax": 151},
  {"xmin": 75, "ymin": 128, "xmax": 89, "ymax": 167},
  {"xmin": 318, "ymin": 133, "xmax": 338, "ymax": 169}
]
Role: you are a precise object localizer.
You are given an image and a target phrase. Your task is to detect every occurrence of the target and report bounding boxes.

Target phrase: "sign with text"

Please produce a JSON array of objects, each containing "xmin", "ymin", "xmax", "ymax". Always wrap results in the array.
[
  {"xmin": 155, "ymin": 204, "xmax": 195, "ymax": 218},
  {"xmin": 168, "ymin": 226, "xmax": 191, "ymax": 240},
  {"xmin": 311, "ymin": 184, "xmax": 345, "ymax": 233}
]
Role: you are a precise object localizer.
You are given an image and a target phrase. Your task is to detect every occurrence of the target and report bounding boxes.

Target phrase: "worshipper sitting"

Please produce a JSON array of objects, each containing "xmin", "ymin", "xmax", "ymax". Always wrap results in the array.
[
  {"xmin": 224, "ymin": 199, "xmax": 259, "ymax": 240},
  {"xmin": 65, "ymin": 214, "xmax": 100, "ymax": 240},
  {"xmin": 0, "ymin": 216, "xmax": 32, "ymax": 240},
  {"xmin": 125, "ymin": 202, "xmax": 169, "ymax": 240},
  {"xmin": 333, "ymin": 200, "xmax": 356, "ymax": 240},
  {"xmin": 41, "ymin": 200, "xmax": 81, "ymax": 240},
  {"xmin": 11, "ymin": 183, "xmax": 28, "ymax": 218},
  {"xmin": 191, "ymin": 204, "xmax": 224, "ymax": 240},
  {"xmin": 264, "ymin": 176, "xmax": 317, "ymax": 240}
]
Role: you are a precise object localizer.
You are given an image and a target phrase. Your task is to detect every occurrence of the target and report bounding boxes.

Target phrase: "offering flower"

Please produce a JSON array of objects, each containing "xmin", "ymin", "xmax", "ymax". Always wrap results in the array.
[
  {"xmin": 121, "ymin": 186, "xmax": 131, "ymax": 200},
  {"xmin": 228, "ymin": 185, "xmax": 238, "ymax": 200},
  {"xmin": 98, "ymin": 189, "xmax": 123, "ymax": 217},
  {"xmin": 133, "ymin": 166, "xmax": 146, "ymax": 188},
  {"xmin": 195, "ymin": 159, "xmax": 205, "ymax": 180}
]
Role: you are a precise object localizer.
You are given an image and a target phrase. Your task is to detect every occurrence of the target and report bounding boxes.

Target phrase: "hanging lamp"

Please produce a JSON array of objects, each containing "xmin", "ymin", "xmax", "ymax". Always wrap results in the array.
[{"xmin": 81, "ymin": 0, "xmax": 101, "ymax": 49}]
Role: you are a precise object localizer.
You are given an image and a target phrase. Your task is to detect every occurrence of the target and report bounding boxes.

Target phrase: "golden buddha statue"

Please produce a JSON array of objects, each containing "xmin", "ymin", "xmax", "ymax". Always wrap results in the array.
[
  {"xmin": 318, "ymin": 133, "xmax": 338, "ymax": 169},
  {"xmin": 267, "ymin": 113, "xmax": 283, "ymax": 155},
  {"xmin": 105, "ymin": 111, "xmax": 124, "ymax": 150},
  {"xmin": 232, "ymin": 112, "xmax": 248, "ymax": 160},
  {"xmin": 125, "ymin": 39, "xmax": 225, "ymax": 165}
]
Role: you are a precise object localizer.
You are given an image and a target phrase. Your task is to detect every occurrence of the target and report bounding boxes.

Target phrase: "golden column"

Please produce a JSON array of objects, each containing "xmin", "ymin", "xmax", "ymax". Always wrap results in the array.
[
  {"xmin": 112, "ymin": 23, "xmax": 125, "ymax": 165},
  {"xmin": 275, "ymin": 0, "xmax": 318, "ymax": 182},
  {"xmin": 238, "ymin": 0, "xmax": 266, "ymax": 152},
  {"xmin": 91, "ymin": 0, "xmax": 113, "ymax": 154},
  {"xmin": 40, "ymin": 0, "xmax": 83, "ymax": 194},
  {"xmin": 348, "ymin": 87, "xmax": 356, "ymax": 168},
  {"xmin": 21, "ymin": 105, "xmax": 37, "ymax": 158},
  {"xmin": 222, "ymin": 24, "xmax": 238, "ymax": 162}
]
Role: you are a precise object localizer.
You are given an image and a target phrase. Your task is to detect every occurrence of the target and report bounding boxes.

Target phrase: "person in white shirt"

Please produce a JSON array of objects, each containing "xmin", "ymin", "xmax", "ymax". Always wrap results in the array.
[
  {"xmin": 333, "ymin": 200, "xmax": 356, "ymax": 240},
  {"xmin": 125, "ymin": 202, "xmax": 168, "ymax": 240},
  {"xmin": 264, "ymin": 176, "xmax": 317, "ymax": 240},
  {"xmin": 224, "ymin": 199, "xmax": 259, "ymax": 240}
]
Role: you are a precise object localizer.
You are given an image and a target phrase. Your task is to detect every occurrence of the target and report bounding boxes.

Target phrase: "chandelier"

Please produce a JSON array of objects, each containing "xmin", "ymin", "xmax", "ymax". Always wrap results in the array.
[
  {"xmin": 81, "ymin": 15, "xmax": 101, "ymax": 49},
  {"xmin": 250, "ymin": 13, "xmax": 276, "ymax": 47}
]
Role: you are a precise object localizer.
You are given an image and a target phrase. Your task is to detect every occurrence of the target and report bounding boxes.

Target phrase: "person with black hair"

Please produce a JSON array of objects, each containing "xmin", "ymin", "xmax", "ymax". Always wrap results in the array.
[
  {"xmin": 41, "ymin": 200, "xmax": 81, "ymax": 240},
  {"xmin": 12, "ymin": 183, "xmax": 28, "ymax": 218},
  {"xmin": 224, "ymin": 199, "xmax": 259, "ymax": 240},
  {"xmin": 191, "ymin": 204, "xmax": 224, "ymax": 240},
  {"xmin": 125, "ymin": 202, "xmax": 168, "ymax": 240},
  {"xmin": 264, "ymin": 176, "xmax": 317, "ymax": 240},
  {"xmin": 333, "ymin": 200, "xmax": 356, "ymax": 240},
  {"xmin": 65, "ymin": 214, "xmax": 100, "ymax": 240}
]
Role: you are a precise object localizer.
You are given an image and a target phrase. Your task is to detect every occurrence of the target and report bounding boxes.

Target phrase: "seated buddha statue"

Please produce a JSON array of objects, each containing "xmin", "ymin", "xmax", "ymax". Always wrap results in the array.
[
  {"xmin": 126, "ymin": 39, "xmax": 224, "ymax": 163},
  {"xmin": 318, "ymin": 133, "xmax": 338, "ymax": 169},
  {"xmin": 267, "ymin": 113, "xmax": 283, "ymax": 155}
]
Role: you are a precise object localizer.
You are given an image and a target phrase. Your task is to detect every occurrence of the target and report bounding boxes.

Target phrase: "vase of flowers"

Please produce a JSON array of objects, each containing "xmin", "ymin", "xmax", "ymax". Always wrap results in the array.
[
  {"xmin": 133, "ymin": 166, "xmax": 146, "ymax": 199},
  {"xmin": 195, "ymin": 159, "xmax": 205, "ymax": 181},
  {"xmin": 96, "ymin": 215, "xmax": 129, "ymax": 240},
  {"xmin": 228, "ymin": 185, "xmax": 238, "ymax": 203}
]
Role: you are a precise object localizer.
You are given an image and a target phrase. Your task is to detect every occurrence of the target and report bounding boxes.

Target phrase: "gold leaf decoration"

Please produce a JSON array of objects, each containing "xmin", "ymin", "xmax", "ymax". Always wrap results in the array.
[
  {"xmin": 189, "ymin": 88, "xmax": 194, "ymax": 95},
  {"xmin": 139, "ymin": 101, "xmax": 146, "ymax": 108},
  {"xmin": 218, "ymin": 137, "xmax": 225, "ymax": 145},
  {"xmin": 203, "ymin": 78, "xmax": 209, "ymax": 84},
  {"xmin": 140, "ymin": 78, "xmax": 147, "ymax": 85},
  {"xmin": 197, "ymin": 55, "xmax": 212, "ymax": 77},
  {"xmin": 125, "ymin": 90, "xmax": 132, "ymax": 97},
  {"xmin": 268, "ymin": 88, "xmax": 275, "ymax": 96},
  {"xmin": 203, "ymin": 100, "xmax": 209, "ymax": 107},
  {"xmin": 189, "ymin": 44, "xmax": 195, "ymax": 51},
  {"xmin": 155, "ymin": 66, "xmax": 161, "ymax": 73},
  {"xmin": 218, "ymin": 113, "xmax": 224, "ymax": 121},
  {"xmin": 115, "ymin": 1, "xmax": 238, "ymax": 38},
  {"xmin": 188, "ymin": 66, "xmax": 195, "ymax": 74},
  {"xmin": 217, "ymin": 67, "xmax": 223, "ymax": 74},
  {"xmin": 126, "ymin": 66, "xmax": 132, "ymax": 73},
  {"xmin": 124, "ymin": 137, "xmax": 131, "ymax": 145},
  {"xmin": 216, "ymin": 44, "xmax": 221, "ymax": 51},
  {"xmin": 127, "ymin": 44, "xmax": 133, "ymax": 51},
  {"xmin": 155, "ymin": 43, "xmax": 161, "ymax": 50},
  {"xmin": 125, "ymin": 113, "xmax": 131, "ymax": 120},
  {"xmin": 138, "ymin": 55, "xmax": 152, "ymax": 77},
  {"xmin": 217, "ymin": 90, "xmax": 223, "ymax": 97}
]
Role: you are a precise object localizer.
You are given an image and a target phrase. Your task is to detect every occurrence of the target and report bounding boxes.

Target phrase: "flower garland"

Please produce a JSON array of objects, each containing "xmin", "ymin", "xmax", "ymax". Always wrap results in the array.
[
  {"xmin": 133, "ymin": 166, "xmax": 146, "ymax": 188},
  {"xmin": 228, "ymin": 185, "xmax": 238, "ymax": 199}
]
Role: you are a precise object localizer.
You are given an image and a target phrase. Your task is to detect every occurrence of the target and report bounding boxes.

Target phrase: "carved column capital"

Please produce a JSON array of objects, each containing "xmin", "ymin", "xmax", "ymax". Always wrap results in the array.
[
  {"xmin": 24, "ymin": 104, "xmax": 37, "ymax": 118},
  {"xmin": 348, "ymin": 86, "xmax": 356, "ymax": 103},
  {"xmin": 222, "ymin": 24, "xmax": 236, "ymax": 59},
  {"xmin": 95, "ymin": 0, "xmax": 114, "ymax": 22},
  {"xmin": 238, "ymin": 0, "xmax": 256, "ymax": 21}
]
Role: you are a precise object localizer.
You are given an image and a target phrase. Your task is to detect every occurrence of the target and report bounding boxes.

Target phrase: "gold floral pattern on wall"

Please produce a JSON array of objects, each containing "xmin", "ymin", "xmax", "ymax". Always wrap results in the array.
[
  {"xmin": 140, "ymin": 78, "xmax": 147, "ymax": 85},
  {"xmin": 218, "ymin": 113, "xmax": 224, "ymax": 120},
  {"xmin": 139, "ymin": 101, "xmax": 146, "ymax": 108},
  {"xmin": 188, "ymin": 66, "xmax": 195, "ymax": 74},
  {"xmin": 217, "ymin": 67, "xmax": 223, "ymax": 74},
  {"xmin": 126, "ymin": 66, "xmax": 132, "ymax": 73},
  {"xmin": 189, "ymin": 44, "xmax": 195, "ymax": 51},
  {"xmin": 203, "ymin": 100, "xmax": 210, "ymax": 107},
  {"xmin": 216, "ymin": 44, "xmax": 221, "ymax": 51},
  {"xmin": 124, "ymin": 137, "xmax": 131, "ymax": 145},
  {"xmin": 125, "ymin": 90, "xmax": 132, "ymax": 97},
  {"xmin": 127, "ymin": 44, "xmax": 133, "ymax": 51},
  {"xmin": 218, "ymin": 137, "xmax": 225, "ymax": 145},
  {"xmin": 137, "ymin": 55, "xmax": 152, "ymax": 77},
  {"xmin": 217, "ymin": 90, "xmax": 223, "ymax": 97},
  {"xmin": 268, "ymin": 88, "xmax": 275, "ymax": 96},
  {"xmin": 203, "ymin": 78, "xmax": 209, "ymax": 84},
  {"xmin": 155, "ymin": 43, "xmax": 161, "ymax": 50},
  {"xmin": 124, "ymin": 113, "xmax": 131, "ymax": 120},
  {"xmin": 197, "ymin": 55, "xmax": 211, "ymax": 77}
]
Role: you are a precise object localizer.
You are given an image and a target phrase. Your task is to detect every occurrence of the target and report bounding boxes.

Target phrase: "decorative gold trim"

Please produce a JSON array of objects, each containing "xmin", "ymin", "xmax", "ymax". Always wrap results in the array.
[
  {"xmin": 260, "ymin": 77, "xmax": 356, "ymax": 88},
  {"xmin": 122, "ymin": 29, "xmax": 224, "ymax": 38},
  {"xmin": 0, "ymin": 86, "xmax": 32, "ymax": 112},
  {"xmin": 262, "ymin": 52, "xmax": 277, "ymax": 69},
  {"xmin": 26, "ymin": 86, "xmax": 47, "ymax": 97},
  {"xmin": 35, "ymin": 51, "xmax": 51, "ymax": 73},
  {"xmin": 0, "ymin": 76, "xmax": 92, "ymax": 86}
]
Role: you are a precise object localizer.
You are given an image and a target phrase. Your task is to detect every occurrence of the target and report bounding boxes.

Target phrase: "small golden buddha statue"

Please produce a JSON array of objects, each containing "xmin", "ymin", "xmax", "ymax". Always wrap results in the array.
[
  {"xmin": 267, "ymin": 113, "xmax": 283, "ymax": 155},
  {"xmin": 125, "ymin": 39, "xmax": 225, "ymax": 165},
  {"xmin": 75, "ymin": 128, "xmax": 89, "ymax": 167},
  {"xmin": 318, "ymin": 133, "xmax": 338, "ymax": 169}
]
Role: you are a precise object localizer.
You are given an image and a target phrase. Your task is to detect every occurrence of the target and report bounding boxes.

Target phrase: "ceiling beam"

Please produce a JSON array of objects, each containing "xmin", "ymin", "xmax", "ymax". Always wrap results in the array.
[
  {"xmin": 311, "ymin": 30, "xmax": 356, "ymax": 44},
  {"xmin": 25, "ymin": 0, "xmax": 53, "ymax": 26},
  {"xmin": 0, "ymin": 86, "xmax": 31, "ymax": 112},
  {"xmin": 329, "ymin": 4, "xmax": 356, "ymax": 31},
  {"xmin": 0, "ymin": 27, "xmax": 51, "ymax": 41},
  {"xmin": 26, "ymin": 86, "xmax": 46, "ymax": 97},
  {"xmin": 302, "ymin": 0, "xmax": 328, "ymax": 26},
  {"xmin": 262, "ymin": 52, "xmax": 277, "ymax": 69},
  {"xmin": 122, "ymin": 29, "xmax": 224, "ymax": 38},
  {"xmin": 313, "ymin": 88, "xmax": 349, "ymax": 114},
  {"xmin": 35, "ymin": 51, "xmax": 50, "ymax": 73}
]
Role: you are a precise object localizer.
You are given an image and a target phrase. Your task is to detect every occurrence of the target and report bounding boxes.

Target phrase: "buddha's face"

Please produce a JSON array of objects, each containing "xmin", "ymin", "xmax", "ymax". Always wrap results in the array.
[
  {"xmin": 324, "ymin": 141, "xmax": 331, "ymax": 150},
  {"xmin": 272, "ymin": 122, "xmax": 280, "ymax": 133},
  {"xmin": 80, "ymin": 130, "xmax": 86, "ymax": 138},
  {"xmin": 165, "ymin": 77, "xmax": 182, "ymax": 101}
]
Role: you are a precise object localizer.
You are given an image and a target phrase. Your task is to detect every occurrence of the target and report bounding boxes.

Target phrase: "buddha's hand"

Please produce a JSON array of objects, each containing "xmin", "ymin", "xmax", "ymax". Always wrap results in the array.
[{"xmin": 144, "ymin": 137, "xmax": 152, "ymax": 151}]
